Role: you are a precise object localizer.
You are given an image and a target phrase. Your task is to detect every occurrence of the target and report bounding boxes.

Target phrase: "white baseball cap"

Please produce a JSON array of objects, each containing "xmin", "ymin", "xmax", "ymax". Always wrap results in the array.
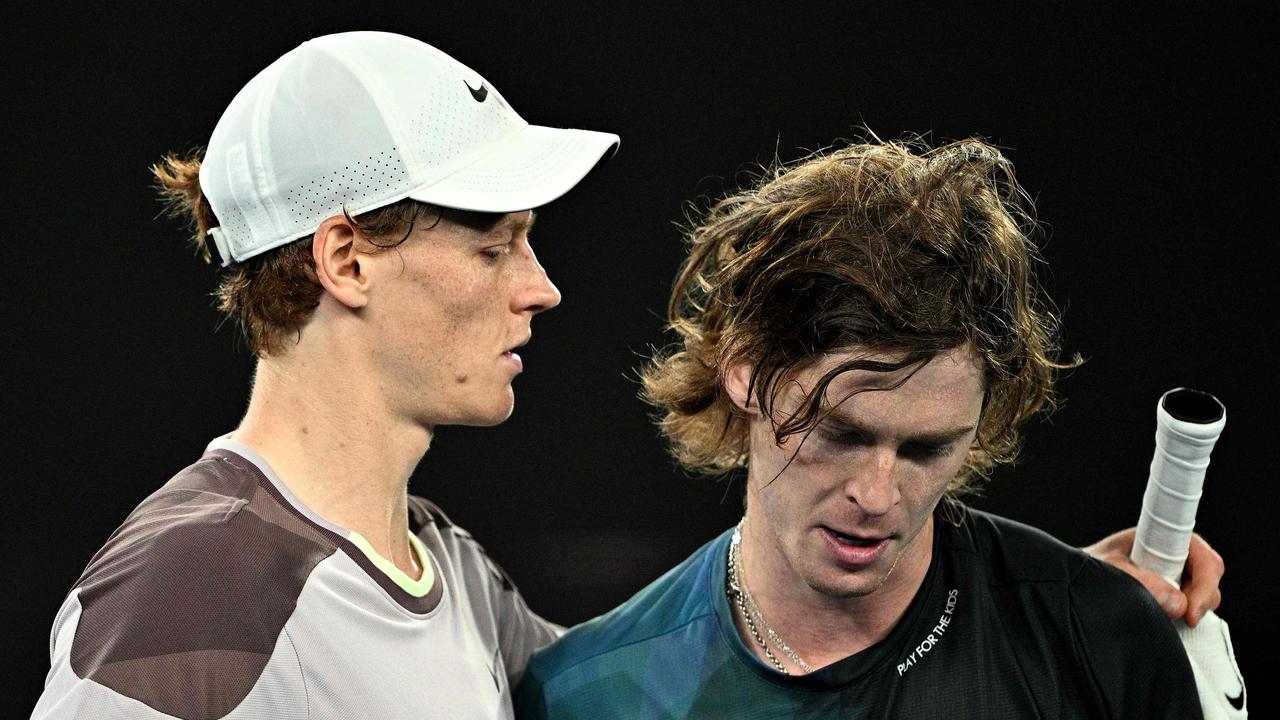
[{"xmin": 200, "ymin": 31, "xmax": 619, "ymax": 265}]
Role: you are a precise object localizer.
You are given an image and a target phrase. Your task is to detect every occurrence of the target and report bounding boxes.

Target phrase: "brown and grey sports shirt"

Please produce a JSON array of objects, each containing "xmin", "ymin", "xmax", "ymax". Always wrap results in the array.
[{"xmin": 32, "ymin": 438, "xmax": 561, "ymax": 719}]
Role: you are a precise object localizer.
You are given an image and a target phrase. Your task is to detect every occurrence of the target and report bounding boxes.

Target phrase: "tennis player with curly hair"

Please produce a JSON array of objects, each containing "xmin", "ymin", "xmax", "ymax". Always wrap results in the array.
[{"xmin": 518, "ymin": 139, "xmax": 1209, "ymax": 719}]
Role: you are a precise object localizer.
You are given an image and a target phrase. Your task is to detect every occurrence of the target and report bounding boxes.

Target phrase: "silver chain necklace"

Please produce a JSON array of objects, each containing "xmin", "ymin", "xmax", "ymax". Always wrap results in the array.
[{"xmin": 726, "ymin": 519, "xmax": 814, "ymax": 675}]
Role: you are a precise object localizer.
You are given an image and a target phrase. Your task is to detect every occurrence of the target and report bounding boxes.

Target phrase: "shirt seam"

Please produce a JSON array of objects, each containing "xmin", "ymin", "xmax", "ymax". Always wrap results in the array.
[{"xmin": 282, "ymin": 627, "xmax": 310, "ymax": 720}]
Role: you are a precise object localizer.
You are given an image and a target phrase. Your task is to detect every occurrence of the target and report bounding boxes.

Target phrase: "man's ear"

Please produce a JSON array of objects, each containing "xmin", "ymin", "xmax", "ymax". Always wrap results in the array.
[
  {"xmin": 724, "ymin": 363, "xmax": 759, "ymax": 415},
  {"xmin": 312, "ymin": 215, "xmax": 369, "ymax": 309}
]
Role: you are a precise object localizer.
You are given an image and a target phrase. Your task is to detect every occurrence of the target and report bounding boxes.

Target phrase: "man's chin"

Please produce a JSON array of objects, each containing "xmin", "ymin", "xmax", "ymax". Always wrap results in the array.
[
  {"xmin": 806, "ymin": 575, "xmax": 883, "ymax": 600},
  {"xmin": 482, "ymin": 391, "xmax": 518, "ymax": 426},
  {"xmin": 468, "ymin": 401, "xmax": 515, "ymax": 427},
  {"xmin": 419, "ymin": 393, "xmax": 515, "ymax": 429},
  {"xmin": 804, "ymin": 554, "xmax": 900, "ymax": 599},
  {"xmin": 488, "ymin": 407, "xmax": 516, "ymax": 426}
]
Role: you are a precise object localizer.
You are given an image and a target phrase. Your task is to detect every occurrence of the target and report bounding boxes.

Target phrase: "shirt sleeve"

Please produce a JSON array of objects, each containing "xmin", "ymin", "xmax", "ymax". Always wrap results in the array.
[
  {"xmin": 480, "ymin": 552, "xmax": 564, "ymax": 688},
  {"xmin": 1069, "ymin": 558, "xmax": 1205, "ymax": 720},
  {"xmin": 410, "ymin": 496, "xmax": 564, "ymax": 690},
  {"xmin": 31, "ymin": 590, "xmax": 309, "ymax": 720},
  {"xmin": 437, "ymin": 520, "xmax": 563, "ymax": 689}
]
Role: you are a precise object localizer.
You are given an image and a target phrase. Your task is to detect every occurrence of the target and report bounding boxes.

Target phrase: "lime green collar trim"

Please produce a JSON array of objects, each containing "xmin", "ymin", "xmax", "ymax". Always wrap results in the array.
[{"xmin": 347, "ymin": 531, "xmax": 436, "ymax": 597}]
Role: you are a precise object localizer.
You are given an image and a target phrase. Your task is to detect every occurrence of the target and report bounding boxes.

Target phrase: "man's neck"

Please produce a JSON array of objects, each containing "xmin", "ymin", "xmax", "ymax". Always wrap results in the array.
[
  {"xmin": 736, "ymin": 514, "xmax": 934, "ymax": 672},
  {"xmin": 231, "ymin": 356, "xmax": 431, "ymax": 579}
]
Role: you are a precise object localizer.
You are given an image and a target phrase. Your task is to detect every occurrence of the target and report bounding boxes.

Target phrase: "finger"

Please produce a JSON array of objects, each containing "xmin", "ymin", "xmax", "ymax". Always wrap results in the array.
[
  {"xmin": 1180, "ymin": 539, "xmax": 1225, "ymax": 620},
  {"xmin": 1162, "ymin": 589, "xmax": 1189, "ymax": 620},
  {"xmin": 1186, "ymin": 588, "xmax": 1223, "ymax": 628},
  {"xmin": 1184, "ymin": 533, "xmax": 1226, "ymax": 580},
  {"xmin": 1112, "ymin": 526, "xmax": 1137, "ymax": 550},
  {"xmin": 1130, "ymin": 567, "xmax": 1187, "ymax": 618},
  {"xmin": 1185, "ymin": 581, "xmax": 1224, "ymax": 623}
]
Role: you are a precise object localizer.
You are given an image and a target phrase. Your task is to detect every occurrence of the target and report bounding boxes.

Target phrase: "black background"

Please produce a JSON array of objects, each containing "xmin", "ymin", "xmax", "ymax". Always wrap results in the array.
[{"xmin": 6, "ymin": 2, "xmax": 1274, "ymax": 713}]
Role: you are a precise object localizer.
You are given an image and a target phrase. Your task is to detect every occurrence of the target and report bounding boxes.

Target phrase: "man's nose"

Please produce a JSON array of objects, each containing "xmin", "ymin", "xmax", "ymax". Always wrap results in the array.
[
  {"xmin": 843, "ymin": 447, "xmax": 901, "ymax": 516},
  {"xmin": 515, "ymin": 252, "xmax": 562, "ymax": 315}
]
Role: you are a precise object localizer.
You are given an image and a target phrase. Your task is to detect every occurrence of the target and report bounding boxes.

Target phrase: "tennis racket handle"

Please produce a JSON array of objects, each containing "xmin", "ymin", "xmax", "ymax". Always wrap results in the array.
[{"xmin": 1131, "ymin": 388, "xmax": 1226, "ymax": 584}]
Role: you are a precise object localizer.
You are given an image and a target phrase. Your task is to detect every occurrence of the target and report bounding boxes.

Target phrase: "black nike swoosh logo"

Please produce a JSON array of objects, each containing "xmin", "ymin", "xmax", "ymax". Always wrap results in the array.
[
  {"xmin": 1221, "ymin": 625, "xmax": 1245, "ymax": 710},
  {"xmin": 465, "ymin": 80, "xmax": 488, "ymax": 103}
]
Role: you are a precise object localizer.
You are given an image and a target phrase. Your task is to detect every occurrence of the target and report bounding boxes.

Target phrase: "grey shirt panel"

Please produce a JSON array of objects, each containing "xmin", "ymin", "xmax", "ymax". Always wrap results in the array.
[{"xmin": 32, "ymin": 445, "xmax": 560, "ymax": 719}]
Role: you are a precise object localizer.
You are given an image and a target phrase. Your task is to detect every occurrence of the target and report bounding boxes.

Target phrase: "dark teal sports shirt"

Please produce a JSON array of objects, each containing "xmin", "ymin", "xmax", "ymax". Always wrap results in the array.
[{"xmin": 516, "ymin": 504, "xmax": 1201, "ymax": 719}]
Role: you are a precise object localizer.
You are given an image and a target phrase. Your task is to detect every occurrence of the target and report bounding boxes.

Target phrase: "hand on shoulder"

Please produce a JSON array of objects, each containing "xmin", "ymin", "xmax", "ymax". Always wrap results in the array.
[{"xmin": 1084, "ymin": 527, "xmax": 1224, "ymax": 626}]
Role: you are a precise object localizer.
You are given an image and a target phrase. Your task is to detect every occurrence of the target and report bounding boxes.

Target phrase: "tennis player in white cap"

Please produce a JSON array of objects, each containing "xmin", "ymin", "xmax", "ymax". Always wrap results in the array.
[{"xmin": 31, "ymin": 31, "xmax": 615, "ymax": 720}]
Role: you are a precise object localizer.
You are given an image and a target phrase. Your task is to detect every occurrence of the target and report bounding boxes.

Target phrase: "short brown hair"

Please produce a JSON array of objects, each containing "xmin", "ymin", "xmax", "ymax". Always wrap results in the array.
[
  {"xmin": 152, "ymin": 151, "xmax": 437, "ymax": 356},
  {"xmin": 640, "ymin": 139, "xmax": 1077, "ymax": 494}
]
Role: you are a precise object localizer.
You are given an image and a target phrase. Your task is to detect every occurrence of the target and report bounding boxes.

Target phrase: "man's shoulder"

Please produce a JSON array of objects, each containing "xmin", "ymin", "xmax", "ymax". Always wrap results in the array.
[
  {"xmin": 952, "ymin": 504, "xmax": 1164, "ymax": 603},
  {"xmin": 77, "ymin": 453, "xmax": 338, "ymax": 594},
  {"xmin": 944, "ymin": 503, "xmax": 1103, "ymax": 587},
  {"xmin": 59, "ymin": 453, "xmax": 339, "ymax": 717},
  {"xmin": 525, "ymin": 529, "xmax": 731, "ymax": 683},
  {"xmin": 947, "ymin": 502, "xmax": 1172, "ymax": 629},
  {"xmin": 939, "ymin": 505, "xmax": 1201, "ymax": 717},
  {"xmin": 969, "ymin": 509, "xmax": 1204, "ymax": 717}
]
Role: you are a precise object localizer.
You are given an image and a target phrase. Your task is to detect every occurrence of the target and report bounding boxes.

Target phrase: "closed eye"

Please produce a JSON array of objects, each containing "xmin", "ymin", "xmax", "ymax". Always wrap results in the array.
[
  {"xmin": 816, "ymin": 424, "xmax": 872, "ymax": 447},
  {"xmin": 481, "ymin": 245, "xmax": 512, "ymax": 261},
  {"xmin": 817, "ymin": 424, "xmax": 956, "ymax": 460},
  {"xmin": 899, "ymin": 441, "xmax": 954, "ymax": 461}
]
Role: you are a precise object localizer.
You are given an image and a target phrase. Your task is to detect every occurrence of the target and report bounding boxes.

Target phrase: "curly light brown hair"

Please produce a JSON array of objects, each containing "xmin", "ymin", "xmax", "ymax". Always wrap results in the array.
[
  {"xmin": 153, "ymin": 150, "xmax": 477, "ymax": 357},
  {"xmin": 640, "ymin": 138, "xmax": 1078, "ymax": 495}
]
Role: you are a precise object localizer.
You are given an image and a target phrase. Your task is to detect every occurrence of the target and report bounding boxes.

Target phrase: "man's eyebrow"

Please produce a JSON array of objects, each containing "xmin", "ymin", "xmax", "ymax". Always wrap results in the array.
[
  {"xmin": 910, "ymin": 426, "xmax": 977, "ymax": 445},
  {"xmin": 510, "ymin": 210, "xmax": 537, "ymax": 234},
  {"xmin": 825, "ymin": 413, "xmax": 975, "ymax": 444},
  {"xmin": 460, "ymin": 210, "xmax": 536, "ymax": 243}
]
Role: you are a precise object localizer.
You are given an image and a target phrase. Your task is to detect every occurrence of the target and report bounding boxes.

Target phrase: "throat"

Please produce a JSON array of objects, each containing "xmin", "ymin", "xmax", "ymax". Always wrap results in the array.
[
  {"xmin": 727, "ymin": 522, "xmax": 815, "ymax": 674},
  {"xmin": 730, "ymin": 518, "xmax": 934, "ymax": 670}
]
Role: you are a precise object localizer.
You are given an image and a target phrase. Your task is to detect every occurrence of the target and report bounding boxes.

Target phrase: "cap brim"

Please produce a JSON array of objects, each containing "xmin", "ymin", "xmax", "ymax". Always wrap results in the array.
[{"xmin": 406, "ymin": 125, "xmax": 619, "ymax": 212}]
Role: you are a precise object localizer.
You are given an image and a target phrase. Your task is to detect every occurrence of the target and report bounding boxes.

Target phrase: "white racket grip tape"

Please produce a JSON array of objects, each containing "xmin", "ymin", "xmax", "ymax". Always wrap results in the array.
[{"xmin": 1131, "ymin": 388, "xmax": 1226, "ymax": 584}]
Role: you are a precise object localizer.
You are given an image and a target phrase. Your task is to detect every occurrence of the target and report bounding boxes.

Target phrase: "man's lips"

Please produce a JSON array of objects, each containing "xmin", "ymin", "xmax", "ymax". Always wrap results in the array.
[
  {"xmin": 821, "ymin": 525, "xmax": 890, "ymax": 545},
  {"xmin": 501, "ymin": 334, "xmax": 531, "ymax": 371},
  {"xmin": 819, "ymin": 526, "xmax": 891, "ymax": 567},
  {"xmin": 501, "ymin": 350, "xmax": 523, "ymax": 372}
]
